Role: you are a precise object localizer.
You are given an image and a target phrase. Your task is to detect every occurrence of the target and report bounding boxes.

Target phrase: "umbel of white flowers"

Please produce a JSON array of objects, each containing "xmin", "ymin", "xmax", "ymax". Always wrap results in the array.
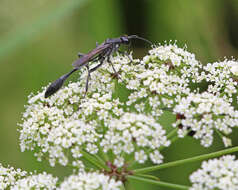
[
  {"xmin": 2, "ymin": 155, "xmax": 238, "ymax": 190},
  {"xmin": 190, "ymin": 155, "xmax": 238, "ymax": 190},
  {"xmin": 0, "ymin": 163, "xmax": 122, "ymax": 190},
  {"xmin": 19, "ymin": 43, "xmax": 238, "ymax": 170},
  {"xmin": 14, "ymin": 43, "xmax": 238, "ymax": 189}
]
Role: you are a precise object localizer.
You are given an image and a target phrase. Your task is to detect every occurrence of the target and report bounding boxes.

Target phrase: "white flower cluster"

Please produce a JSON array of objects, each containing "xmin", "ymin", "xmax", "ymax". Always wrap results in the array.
[
  {"xmin": 19, "ymin": 49, "xmax": 178, "ymax": 169},
  {"xmin": 19, "ymin": 81, "xmax": 124, "ymax": 167},
  {"xmin": 58, "ymin": 172, "xmax": 122, "ymax": 190},
  {"xmin": 173, "ymin": 92, "xmax": 238, "ymax": 147},
  {"xmin": 125, "ymin": 44, "xmax": 201, "ymax": 116},
  {"xmin": 0, "ymin": 164, "xmax": 27, "ymax": 189},
  {"xmin": 202, "ymin": 60, "xmax": 238, "ymax": 101},
  {"xmin": 0, "ymin": 164, "xmax": 57, "ymax": 190},
  {"xmin": 19, "ymin": 43, "xmax": 238, "ymax": 187},
  {"xmin": 19, "ymin": 81, "xmax": 170, "ymax": 168},
  {"xmin": 101, "ymin": 113, "xmax": 170, "ymax": 166},
  {"xmin": 0, "ymin": 163, "xmax": 122, "ymax": 190},
  {"xmin": 11, "ymin": 172, "xmax": 58, "ymax": 190},
  {"xmin": 190, "ymin": 155, "xmax": 238, "ymax": 190}
]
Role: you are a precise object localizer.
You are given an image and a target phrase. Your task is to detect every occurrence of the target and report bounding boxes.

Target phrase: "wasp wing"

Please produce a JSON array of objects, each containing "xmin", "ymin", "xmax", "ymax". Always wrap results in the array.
[{"xmin": 72, "ymin": 43, "xmax": 111, "ymax": 68}]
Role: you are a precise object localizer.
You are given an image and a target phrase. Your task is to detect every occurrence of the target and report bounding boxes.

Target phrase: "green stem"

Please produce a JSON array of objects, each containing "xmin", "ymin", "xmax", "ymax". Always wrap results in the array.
[
  {"xmin": 215, "ymin": 129, "xmax": 224, "ymax": 139},
  {"xmin": 127, "ymin": 175, "xmax": 189, "ymax": 190},
  {"xmin": 134, "ymin": 146, "xmax": 238, "ymax": 174},
  {"xmin": 127, "ymin": 158, "xmax": 138, "ymax": 169},
  {"xmin": 94, "ymin": 154, "xmax": 109, "ymax": 170},
  {"xmin": 170, "ymin": 135, "xmax": 180, "ymax": 144},
  {"xmin": 81, "ymin": 150, "xmax": 105, "ymax": 170},
  {"xmin": 135, "ymin": 174, "xmax": 160, "ymax": 181},
  {"xmin": 99, "ymin": 146, "xmax": 109, "ymax": 161},
  {"xmin": 167, "ymin": 128, "xmax": 178, "ymax": 139}
]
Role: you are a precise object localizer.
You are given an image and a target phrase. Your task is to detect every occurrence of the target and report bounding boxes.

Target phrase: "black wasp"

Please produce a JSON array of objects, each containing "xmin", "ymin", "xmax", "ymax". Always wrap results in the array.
[{"xmin": 45, "ymin": 35, "xmax": 152, "ymax": 98}]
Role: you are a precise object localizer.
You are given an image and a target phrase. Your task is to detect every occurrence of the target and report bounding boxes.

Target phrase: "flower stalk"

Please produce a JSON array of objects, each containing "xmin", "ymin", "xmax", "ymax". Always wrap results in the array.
[
  {"xmin": 127, "ymin": 175, "xmax": 190, "ymax": 190},
  {"xmin": 133, "ymin": 146, "xmax": 238, "ymax": 174}
]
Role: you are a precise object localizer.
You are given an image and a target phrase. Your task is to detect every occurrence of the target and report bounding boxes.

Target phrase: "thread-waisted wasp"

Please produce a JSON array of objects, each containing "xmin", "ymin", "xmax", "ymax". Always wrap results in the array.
[{"xmin": 44, "ymin": 35, "xmax": 152, "ymax": 98}]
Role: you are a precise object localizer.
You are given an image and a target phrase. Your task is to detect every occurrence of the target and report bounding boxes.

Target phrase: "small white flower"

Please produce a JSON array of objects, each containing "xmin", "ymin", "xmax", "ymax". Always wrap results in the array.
[
  {"xmin": 222, "ymin": 137, "xmax": 232, "ymax": 147},
  {"xmin": 71, "ymin": 146, "xmax": 82, "ymax": 158},
  {"xmin": 149, "ymin": 150, "xmax": 163, "ymax": 164},
  {"xmin": 72, "ymin": 160, "xmax": 85, "ymax": 172},
  {"xmin": 135, "ymin": 150, "xmax": 147, "ymax": 163},
  {"xmin": 114, "ymin": 157, "xmax": 124, "ymax": 168},
  {"xmin": 230, "ymin": 63, "xmax": 238, "ymax": 76}
]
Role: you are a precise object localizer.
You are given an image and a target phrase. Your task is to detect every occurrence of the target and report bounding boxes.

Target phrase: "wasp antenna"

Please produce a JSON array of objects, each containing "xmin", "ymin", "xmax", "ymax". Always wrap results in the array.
[{"xmin": 128, "ymin": 35, "xmax": 153, "ymax": 45}]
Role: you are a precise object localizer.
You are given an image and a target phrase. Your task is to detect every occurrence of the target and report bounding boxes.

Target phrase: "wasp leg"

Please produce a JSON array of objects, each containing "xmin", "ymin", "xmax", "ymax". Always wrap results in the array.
[
  {"xmin": 84, "ymin": 56, "xmax": 105, "ymax": 95},
  {"xmin": 84, "ymin": 65, "xmax": 90, "ymax": 97},
  {"xmin": 118, "ymin": 50, "xmax": 133, "ymax": 63}
]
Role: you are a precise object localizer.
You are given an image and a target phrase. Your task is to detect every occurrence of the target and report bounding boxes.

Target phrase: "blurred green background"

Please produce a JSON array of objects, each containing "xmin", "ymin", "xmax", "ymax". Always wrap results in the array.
[{"xmin": 0, "ymin": 0, "xmax": 238, "ymax": 189}]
